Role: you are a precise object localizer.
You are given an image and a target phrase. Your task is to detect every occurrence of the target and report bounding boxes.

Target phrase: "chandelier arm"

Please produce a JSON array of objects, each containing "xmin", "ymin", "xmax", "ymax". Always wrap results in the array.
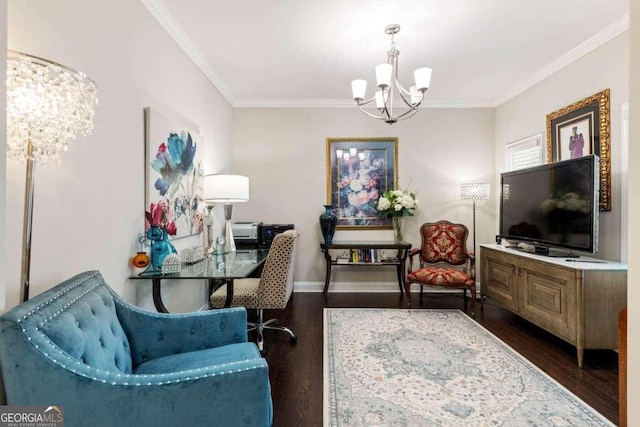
[
  {"xmin": 392, "ymin": 102, "xmax": 423, "ymax": 121},
  {"xmin": 356, "ymin": 96, "xmax": 378, "ymax": 107},
  {"xmin": 356, "ymin": 103, "xmax": 386, "ymax": 121},
  {"xmin": 393, "ymin": 76, "xmax": 422, "ymax": 108}
]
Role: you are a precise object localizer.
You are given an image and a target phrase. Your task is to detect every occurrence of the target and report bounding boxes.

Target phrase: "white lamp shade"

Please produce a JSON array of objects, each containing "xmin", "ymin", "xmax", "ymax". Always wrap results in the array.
[
  {"xmin": 375, "ymin": 90, "xmax": 387, "ymax": 109},
  {"xmin": 459, "ymin": 183, "xmax": 490, "ymax": 200},
  {"xmin": 204, "ymin": 174, "xmax": 249, "ymax": 203},
  {"xmin": 414, "ymin": 67, "xmax": 432, "ymax": 91},
  {"xmin": 351, "ymin": 79, "xmax": 367, "ymax": 100},
  {"xmin": 409, "ymin": 85, "xmax": 422, "ymax": 105},
  {"xmin": 375, "ymin": 63, "xmax": 393, "ymax": 88}
]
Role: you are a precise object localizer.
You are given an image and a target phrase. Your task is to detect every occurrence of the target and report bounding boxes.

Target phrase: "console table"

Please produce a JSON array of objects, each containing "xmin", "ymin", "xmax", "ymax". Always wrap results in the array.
[
  {"xmin": 130, "ymin": 249, "xmax": 268, "ymax": 313},
  {"xmin": 320, "ymin": 241, "xmax": 411, "ymax": 299},
  {"xmin": 480, "ymin": 244, "xmax": 627, "ymax": 367}
]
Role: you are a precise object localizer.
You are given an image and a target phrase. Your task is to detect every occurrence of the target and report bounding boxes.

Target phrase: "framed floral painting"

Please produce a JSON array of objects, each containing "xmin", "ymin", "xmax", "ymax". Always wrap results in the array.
[
  {"xmin": 326, "ymin": 137, "xmax": 398, "ymax": 229},
  {"xmin": 546, "ymin": 89, "xmax": 610, "ymax": 211},
  {"xmin": 145, "ymin": 107, "xmax": 204, "ymax": 239}
]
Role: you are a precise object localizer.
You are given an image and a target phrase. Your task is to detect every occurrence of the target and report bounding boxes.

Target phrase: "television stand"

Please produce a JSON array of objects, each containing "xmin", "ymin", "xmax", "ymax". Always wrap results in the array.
[{"xmin": 480, "ymin": 243, "xmax": 627, "ymax": 367}]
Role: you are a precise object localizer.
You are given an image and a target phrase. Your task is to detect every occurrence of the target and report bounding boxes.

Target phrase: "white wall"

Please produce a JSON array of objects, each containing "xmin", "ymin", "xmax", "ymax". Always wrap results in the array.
[
  {"xmin": 5, "ymin": 0, "xmax": 234, "ymax": 312},
  {"xmin": 627, "ymin": 0, "xmax": 639, "ymax": 422},
  {"xmin": 495, "ymin": 33, "xmax": 629, "ymax": 262},
  {"xmin": 232, "ymin": 107, "xmax": 495, "ymax": 289},
  {"xmin": 0, "ymin": 0, "xmax": 7, "ymax": 311}
]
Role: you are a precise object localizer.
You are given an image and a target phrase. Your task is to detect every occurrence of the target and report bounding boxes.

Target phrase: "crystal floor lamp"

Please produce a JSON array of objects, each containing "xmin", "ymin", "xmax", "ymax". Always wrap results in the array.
[
  {"xmin": 204, "ymin": 174, "xmax": 249, "ymax": 253},
  {"xmin": 7, "ymin": 51, "xmax": 99, "ymax": 302},
  {"xmin": 459, "ymin": 183, "xmax": 491, "ymax": 255}
]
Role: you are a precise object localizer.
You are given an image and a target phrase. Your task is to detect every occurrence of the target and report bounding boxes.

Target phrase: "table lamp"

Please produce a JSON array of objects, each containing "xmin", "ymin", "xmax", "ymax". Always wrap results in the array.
[
  {"xmin": 459, "ymin": 183, "xmax": 490, "ymax": 255},
  {"xmin": 204, "ymin": 174, "xmax": 249, "ymax": 252},
  {"xmin": 7, "ymin": 51, "xmax": 99, "ymax": 302}
]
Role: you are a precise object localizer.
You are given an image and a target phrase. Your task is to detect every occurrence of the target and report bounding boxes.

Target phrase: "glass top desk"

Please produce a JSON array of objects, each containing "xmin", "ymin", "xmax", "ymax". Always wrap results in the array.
[{"xmin": 130, "ymin": 249, "xmax": 269, "ymax": 313}]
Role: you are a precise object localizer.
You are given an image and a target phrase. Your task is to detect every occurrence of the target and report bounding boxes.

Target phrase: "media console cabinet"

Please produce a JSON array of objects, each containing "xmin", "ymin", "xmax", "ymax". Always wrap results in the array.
[{"xmin": 480, "ymin": 244, "xmax": 627, "ymax": 367}]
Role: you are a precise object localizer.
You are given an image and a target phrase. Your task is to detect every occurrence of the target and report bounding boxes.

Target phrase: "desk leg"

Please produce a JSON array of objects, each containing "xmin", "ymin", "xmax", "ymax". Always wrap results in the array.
[
  {"xmin": 152, "ymin": 279, "xmax": 169, "ymax": 313},
  {"xmin": 322, "ymin": 249, "xmax": 332, "ymax": 300}
]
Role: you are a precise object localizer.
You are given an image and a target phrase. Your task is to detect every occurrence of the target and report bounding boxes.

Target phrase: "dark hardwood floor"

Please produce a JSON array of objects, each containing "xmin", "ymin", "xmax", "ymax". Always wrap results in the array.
[{"xmin": 252, "ymin": 292, "xmax": 619, "ymax": 426}]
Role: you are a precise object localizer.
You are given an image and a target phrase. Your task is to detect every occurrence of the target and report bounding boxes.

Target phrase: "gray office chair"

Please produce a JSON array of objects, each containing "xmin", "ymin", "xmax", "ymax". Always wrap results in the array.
[{"xmin": 210, "ymin": 229, "xmax": 299, "ymax": 353}]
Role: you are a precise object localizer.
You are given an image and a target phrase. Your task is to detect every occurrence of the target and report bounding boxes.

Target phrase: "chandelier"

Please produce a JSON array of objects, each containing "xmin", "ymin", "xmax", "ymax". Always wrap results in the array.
[
  {"xmin": 7, "ymin": 51, "xmax": 99, "ymax": 302},
  {"xmin": 351, "ymin": 24, "xmax": 432, "ymax": 124}
]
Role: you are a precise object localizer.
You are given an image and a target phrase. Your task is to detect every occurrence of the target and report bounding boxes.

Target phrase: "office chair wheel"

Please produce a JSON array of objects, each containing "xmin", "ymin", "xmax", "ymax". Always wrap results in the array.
[{"xmin": 290, "ymin": 334, "xmax": 297, "ymax": 344}]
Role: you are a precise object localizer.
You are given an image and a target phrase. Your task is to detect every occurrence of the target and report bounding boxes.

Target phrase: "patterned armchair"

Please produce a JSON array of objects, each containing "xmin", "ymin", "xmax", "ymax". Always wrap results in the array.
[
  {"xmin": 211, "ymin": 230, "xmax": 300, "ymax": 354},
  {"xmin": 405, "ymin": 221, "xmax": 476, "ymax": 315}
]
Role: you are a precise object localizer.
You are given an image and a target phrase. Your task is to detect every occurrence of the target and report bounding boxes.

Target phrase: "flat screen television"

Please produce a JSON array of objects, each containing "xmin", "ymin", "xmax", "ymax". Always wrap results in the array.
[{"xmin": 499, "ymin": 155, "xmax": 599, "ymax": 255}]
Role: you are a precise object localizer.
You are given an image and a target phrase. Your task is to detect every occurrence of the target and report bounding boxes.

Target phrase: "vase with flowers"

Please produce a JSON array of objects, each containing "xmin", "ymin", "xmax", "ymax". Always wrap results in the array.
[{"xmin": 377, "ymin": 189, "xmax": 419, "ymax": 242}]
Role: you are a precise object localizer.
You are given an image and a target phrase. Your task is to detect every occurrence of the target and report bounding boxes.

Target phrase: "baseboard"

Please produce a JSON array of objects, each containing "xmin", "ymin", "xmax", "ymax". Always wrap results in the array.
[{"xmin": 293, "ymin": 281, "xmax": 482, "ymax": 294}]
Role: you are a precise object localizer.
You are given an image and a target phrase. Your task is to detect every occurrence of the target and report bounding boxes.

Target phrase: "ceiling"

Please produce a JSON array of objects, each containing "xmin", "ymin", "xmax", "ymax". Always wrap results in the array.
[{"xmin": 142, "ymin": 0, "xmax": 629, "ymax": 108}]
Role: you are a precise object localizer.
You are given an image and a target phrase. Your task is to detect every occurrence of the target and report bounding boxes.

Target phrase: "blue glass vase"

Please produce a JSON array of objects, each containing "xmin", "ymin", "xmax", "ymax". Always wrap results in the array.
[
  {"xmin": 147, "ymin": 225, "xmax": 177, "ymax": 271},
  {"xmin": 319, "ymin": 205, "xmax": 338, "ymax": 244}
]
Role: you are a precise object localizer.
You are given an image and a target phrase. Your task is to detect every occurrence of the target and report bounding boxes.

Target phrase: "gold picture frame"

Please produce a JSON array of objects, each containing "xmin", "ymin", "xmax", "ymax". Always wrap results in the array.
[
  {"xmin": 326, "ymin": 137, "xmax": 398, "ymax": 229},
  {"xmin": 546, "ymin": 89, "xmax": 610, "ymax": 211}
]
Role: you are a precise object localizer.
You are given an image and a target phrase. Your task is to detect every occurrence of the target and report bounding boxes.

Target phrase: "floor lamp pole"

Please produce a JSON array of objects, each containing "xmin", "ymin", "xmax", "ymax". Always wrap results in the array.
[
  {"xmin": 472, "ymin": 199, "xmax": 477, "ymax": 256},
  {"xmin": 20, "ymin": 139, "xmax": 35, "ymax": 303}
]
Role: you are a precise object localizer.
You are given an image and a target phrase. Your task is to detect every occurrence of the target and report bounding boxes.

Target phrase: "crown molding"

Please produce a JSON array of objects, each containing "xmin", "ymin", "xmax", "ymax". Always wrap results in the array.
[
  {"xmin": 495, "ymin": 12, "xmax": 629, "ymax": 107},
  {"xmin": 139, "ymin": 0, "xmax": 236, "ymax": 106}
]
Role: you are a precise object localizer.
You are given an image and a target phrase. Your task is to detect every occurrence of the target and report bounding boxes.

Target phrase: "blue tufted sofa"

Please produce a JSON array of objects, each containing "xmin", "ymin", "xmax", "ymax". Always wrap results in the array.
[{"xmin": 0, "ymin": 271, "xmax": 272, "ymax": 427}]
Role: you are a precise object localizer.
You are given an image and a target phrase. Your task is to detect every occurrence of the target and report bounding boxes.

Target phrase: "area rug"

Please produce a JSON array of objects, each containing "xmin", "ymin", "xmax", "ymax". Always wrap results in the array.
[{"xmin": 324, "ymin": 309, "xmax": 614, "ymax": 426}]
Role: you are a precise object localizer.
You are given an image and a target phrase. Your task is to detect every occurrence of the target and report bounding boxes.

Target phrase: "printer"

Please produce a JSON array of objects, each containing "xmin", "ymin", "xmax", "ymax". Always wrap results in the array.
[
  {"xmin": 232, "ymin": 222, "xmax": 262, "ymax": 249},
  {"xmin": 232, "ymin": 222, "xmax": 295, "ymax": 249}
]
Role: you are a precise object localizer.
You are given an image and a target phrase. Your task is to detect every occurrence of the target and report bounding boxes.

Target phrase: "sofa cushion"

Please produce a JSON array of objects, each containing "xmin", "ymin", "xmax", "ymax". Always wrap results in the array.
[{"xmin": 134, "ymin": 342, "xmax": 261, "ymax": 375}]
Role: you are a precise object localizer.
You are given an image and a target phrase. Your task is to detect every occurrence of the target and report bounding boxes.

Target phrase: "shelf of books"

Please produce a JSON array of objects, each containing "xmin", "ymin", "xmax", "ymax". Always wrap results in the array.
[{"xmin": 335, "ymin": 249, "xmax": 399, "ymax": 265}]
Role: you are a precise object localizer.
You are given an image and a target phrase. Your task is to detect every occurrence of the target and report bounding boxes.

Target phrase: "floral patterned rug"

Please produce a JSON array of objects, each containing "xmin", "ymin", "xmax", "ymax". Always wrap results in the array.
[{"xmin": 324, "ymin": 309, "xmax": 614, "ymax": 426}]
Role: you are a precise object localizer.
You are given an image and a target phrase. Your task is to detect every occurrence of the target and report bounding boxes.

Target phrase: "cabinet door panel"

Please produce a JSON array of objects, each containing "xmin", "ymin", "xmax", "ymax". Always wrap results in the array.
[
  {"xmin": 519, "ymin": 260, "xmax": 577, "ymax": 343},
  {"xmin": 482, "ymin": 250, "xmax": 518, "ymax": 311}
]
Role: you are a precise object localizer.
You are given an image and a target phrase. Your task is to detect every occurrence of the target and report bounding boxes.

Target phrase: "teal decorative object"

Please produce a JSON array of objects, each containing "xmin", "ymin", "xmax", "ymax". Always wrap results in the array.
[{"xmin": 319, "ymin": 205, "xmax": 338, "ymax": 244}]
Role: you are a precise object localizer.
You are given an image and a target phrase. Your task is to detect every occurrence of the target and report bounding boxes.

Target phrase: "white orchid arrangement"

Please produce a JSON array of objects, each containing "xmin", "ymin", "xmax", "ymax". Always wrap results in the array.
[{"xmin": 377, "ymin": 189, "xmax": 419, "ymax": 217}]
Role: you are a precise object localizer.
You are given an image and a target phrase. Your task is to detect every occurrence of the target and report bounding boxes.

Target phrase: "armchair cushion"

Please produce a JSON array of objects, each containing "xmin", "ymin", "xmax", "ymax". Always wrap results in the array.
[
  {"xmin": 135, "ymin": 342, "xmax": 260, "ymax": 374},
  {"xmin": 407, "ymin": 267, "xmax": 474, "ymax": 287}
]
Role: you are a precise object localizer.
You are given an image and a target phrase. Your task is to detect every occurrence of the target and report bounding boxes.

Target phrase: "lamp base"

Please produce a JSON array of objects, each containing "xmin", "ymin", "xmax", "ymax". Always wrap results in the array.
[
  {"xmin": 223, "ymin": 204, "xmax": 236, "ymax": 252},
  {"xmin": 204, "ymin": 205, "xmax": 215, "ymax": 255}
]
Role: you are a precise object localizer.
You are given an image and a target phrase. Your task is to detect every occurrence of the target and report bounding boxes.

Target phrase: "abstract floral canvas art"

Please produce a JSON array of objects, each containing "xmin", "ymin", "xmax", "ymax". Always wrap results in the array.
[
  {"xmin": 326, "ymin": 138, "xmax": 397, "ymax": 229},
  {"xmin": 145, "ymin": 107, "xmax": 204, "ymax": 239}
]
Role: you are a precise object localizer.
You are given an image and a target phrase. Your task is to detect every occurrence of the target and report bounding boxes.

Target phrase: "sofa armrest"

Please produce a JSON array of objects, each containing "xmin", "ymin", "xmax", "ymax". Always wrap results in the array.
[{"xmin": 114, "ymin": 298, "xmax": 249, "ymax": 365}]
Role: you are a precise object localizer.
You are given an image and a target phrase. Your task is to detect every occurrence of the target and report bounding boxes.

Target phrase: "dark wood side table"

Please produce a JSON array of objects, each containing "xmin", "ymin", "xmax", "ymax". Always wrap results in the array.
[
  {"xmin": 320, "ymin": 241, "xmax": 411, "ymax": 299},
  {"xmin": 130, "ymin": 249, "xmax": 268, "ymax": 313}
]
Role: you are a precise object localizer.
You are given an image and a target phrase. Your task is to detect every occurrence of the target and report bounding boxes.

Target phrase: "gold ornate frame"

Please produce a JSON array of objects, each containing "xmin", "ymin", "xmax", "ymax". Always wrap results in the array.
[
  {"xmin": 546, "ymin": 89, "xmax": 610, "ymax": 211},
  {"xmin": 326, "ymin": 137, "xmax": 398, "ymax": 229}
]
